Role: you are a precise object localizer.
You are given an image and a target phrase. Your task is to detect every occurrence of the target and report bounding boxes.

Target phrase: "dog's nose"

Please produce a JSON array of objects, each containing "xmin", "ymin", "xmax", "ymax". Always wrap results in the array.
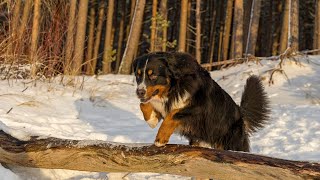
[{"xmin": 136, "ymin": 89, "xmax": 146, "ymax": 98}]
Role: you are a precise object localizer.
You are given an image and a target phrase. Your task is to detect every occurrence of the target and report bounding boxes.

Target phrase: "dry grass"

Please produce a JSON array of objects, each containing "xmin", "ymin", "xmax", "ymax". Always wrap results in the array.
[{"xmin": 0, "ymin": 0, "xmax": 74, "ymax": 81}]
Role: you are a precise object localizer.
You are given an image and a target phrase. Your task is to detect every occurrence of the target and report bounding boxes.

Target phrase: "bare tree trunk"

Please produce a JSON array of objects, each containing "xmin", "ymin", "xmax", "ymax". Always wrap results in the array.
[
  {"xmin": 18, "ymin": 0, "xmax": 32, "ymax": 49},
  {"xmin": 126, "ymin": 0, "xmax": 136, "ymax": 41},
  {"xmin": 64, "ymin": 0, "xmax": 77, "ymax": 75},
  {"xmin": 288, "ymin": 0, "xmax": 299, "ymax": 51},
  {"xmin": 245, "ymin": 0, "xmax": 261, "ymax": 56},
  {"xmin": 119, "ymin": 0, "xmax": 146, "ymax": 74},
  {"xmin": 178, "ymin": 0, "xmax": 188, "ymax": 52},
  {"xmin": 0, "ymin": 130, "xmax": 319, "ymax": 179},
  {"xmin": 195, "ymin": 0, "xmax": 201, "ymax": 63},
  {"xmin": 30, "ymin": 0, "xmax": 41, "ymax": 78},
  {"xmin": 160, "ymin": 0, "xmax": 168, "ymax": 51},
  {"xmin": 232, "ymin": 0, "xmax": 244, "ymax": 58},
  {"xmin": 208, "ymin": 1, "xmax": 219, "ymax": 69},
  {"xmin": 150, "ymin": 0, "xmax": 158, "ymax": 52},
  {"xmin": 73, "ymin": 0, "xmax": 89, "ymax": 75},
  {"xmin": 279, "ymin": 0, "xmax": 289, "ymax": 53},
  {"xmin": 87, "ymin": 3, "xmax": 105, "ymax": 75},
  {"xmin": 314, "ymin": 0, "xmax": 320, "ymax": 53},
  {"xmin": 185, "ymin": 0, "xmax": 191, "ymax": 53},
  {"xmin": 243, "ymin": 0, "xmax": 253, "ymax": 53},
  {"xmin": 115, "ymin": 0, "xmax": 126, "ymax": 73},
  {"xmin": 85, "ymin": 1, "xmax": 96, "ymax": 74},
  {"xmin": 217, "ymin": 23, "xmax": 224, "ymax": 63},
  {"xmin": 272, "ymin": 1, "xmax": 283, "ymax": 55},
  {"xmin": 222, "ymin": 0, "xmax": 234, "ymax": 61},
  {"xmin": 8, "ymin": 0, "xmax": 22, "ymax": 55},
  {"xmin": 102, "ymin": 0, "xmax": 115, "ymax": 74}
]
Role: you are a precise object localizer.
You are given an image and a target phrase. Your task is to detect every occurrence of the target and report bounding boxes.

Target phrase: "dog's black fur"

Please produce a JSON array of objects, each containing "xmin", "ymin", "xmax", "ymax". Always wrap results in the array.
[{"xmin": 133, "ymin": 52, "xmax": 270, "ymax": 152}]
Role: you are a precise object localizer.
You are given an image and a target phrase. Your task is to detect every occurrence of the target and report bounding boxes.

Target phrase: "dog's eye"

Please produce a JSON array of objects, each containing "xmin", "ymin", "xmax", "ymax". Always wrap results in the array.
[
  {"xmin": 136, "ymin": 74, "xmax": 142, "ymax": 81},
  {"xmin": 149, "ymin": 75, "xmax": 158, "ymax": 80}
]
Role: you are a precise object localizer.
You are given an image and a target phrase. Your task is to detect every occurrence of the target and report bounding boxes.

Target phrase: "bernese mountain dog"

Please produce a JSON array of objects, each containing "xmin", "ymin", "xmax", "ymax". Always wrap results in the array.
[{"xmin": 133, "ymin": 52, "xmax": 270, "ymax": 152}]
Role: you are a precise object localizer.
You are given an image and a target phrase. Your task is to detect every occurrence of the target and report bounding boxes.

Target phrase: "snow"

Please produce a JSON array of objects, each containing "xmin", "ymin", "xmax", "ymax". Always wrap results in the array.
[{"xmin": 0, "ymin": 56, "xmax": 319, "ymax": 179}]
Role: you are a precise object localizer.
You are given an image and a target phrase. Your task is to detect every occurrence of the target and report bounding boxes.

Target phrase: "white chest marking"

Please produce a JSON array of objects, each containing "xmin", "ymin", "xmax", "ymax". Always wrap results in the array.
[
  {"xmin": 137, "ymin": 58, "xmax": 149, "ymax": 90},
  {"xmin": 171, "ymin": 91, "xmax": 190, "ymax": 110},
  {"xmin": 149, "ymin": 91, "xmax": 190, "ymax": 118},
  {"xmin": 150, "ymin": 96, "xmax": 167, "ymax": 117}
]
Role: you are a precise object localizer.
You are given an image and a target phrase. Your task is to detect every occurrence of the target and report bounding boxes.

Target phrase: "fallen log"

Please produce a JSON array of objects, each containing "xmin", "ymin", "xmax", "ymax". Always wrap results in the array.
[{"xmin": 0, "ymin": 130, "xmax": 319, "ymax": 179}]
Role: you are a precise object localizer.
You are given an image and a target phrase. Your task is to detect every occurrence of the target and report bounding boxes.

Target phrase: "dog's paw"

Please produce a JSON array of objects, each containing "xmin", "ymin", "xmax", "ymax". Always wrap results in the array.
[
  {"xmin": 146, "ymin": 117, "xmax": 159, "ymax": 129},
  {"xmin": 154, "ymin": 139, "xmax": 168, "ymax": 147}
]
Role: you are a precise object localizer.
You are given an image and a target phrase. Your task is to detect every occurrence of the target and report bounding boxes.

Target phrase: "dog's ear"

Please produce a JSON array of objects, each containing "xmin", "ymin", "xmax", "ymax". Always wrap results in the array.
[
  {"xmin": 132, "ymin": 57, "xmax": 139, "ymax": 74},
  {"xmin": 165, "ymin": 52, "xmax": 200, "ymax": 79},
  {"xmin": 132, "ymin": 55, "xmax": 146, "ymax": 74}
]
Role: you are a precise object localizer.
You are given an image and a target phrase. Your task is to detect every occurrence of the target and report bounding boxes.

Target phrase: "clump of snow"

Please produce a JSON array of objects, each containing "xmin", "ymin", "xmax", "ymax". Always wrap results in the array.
[
  {"xmin": 0, "ymin": 164, "xmax": 20, "ymax": 180},
  {"xmin": 0, "ymin": 56, "xmax": 319, "ymax": 179},
  {"xmin": 0, "ymin": 121, "xmax": 31, "ymax": 141}
]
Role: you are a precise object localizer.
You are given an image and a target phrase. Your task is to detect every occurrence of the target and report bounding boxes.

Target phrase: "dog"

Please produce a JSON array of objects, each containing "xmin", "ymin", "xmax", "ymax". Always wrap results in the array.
[{"xmin": 132, "ymin": 52, "xmax": 270, "ymax": 152}]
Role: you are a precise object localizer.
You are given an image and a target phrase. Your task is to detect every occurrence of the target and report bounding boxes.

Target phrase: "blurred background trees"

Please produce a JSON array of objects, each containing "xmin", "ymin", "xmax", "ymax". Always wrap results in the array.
[{"xmin": 0, "ymin": 0, "xmax": 318, "ymax": 77}]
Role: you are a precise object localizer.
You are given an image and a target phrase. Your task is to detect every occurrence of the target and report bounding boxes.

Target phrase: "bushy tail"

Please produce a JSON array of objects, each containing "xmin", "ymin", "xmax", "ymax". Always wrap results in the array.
[{"xmin": 240, "ymin": 75, "xmax": 270, "ymax": 134}]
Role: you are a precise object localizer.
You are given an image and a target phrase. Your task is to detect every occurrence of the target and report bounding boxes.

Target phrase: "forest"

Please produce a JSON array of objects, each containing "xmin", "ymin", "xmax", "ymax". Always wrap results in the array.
[{"xmin": 0, "ymin": 0, "xmax": 319, "ymax": 78}]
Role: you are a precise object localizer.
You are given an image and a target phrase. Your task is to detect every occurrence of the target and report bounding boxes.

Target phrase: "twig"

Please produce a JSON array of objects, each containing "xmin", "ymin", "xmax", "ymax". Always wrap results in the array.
[
  {"xmin": 21, "ymin": 87, "xmax": 28, "ymax": 92},
  {"xmin": 6, "ymin": 107, "xmax": 13, "ymax": 114}
]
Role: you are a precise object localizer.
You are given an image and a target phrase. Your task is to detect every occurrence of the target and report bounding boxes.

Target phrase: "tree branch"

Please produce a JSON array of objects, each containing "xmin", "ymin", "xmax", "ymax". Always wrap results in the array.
[{"xmin": 0, "ymin": 130, "xmax": 319, "ymax": 179}]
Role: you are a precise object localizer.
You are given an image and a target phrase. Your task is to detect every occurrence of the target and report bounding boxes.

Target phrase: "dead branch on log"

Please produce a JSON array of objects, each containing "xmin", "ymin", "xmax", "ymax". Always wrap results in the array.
[{"xmin": 0, "ymin": 130, "xmax": 319, "ymax": 179}]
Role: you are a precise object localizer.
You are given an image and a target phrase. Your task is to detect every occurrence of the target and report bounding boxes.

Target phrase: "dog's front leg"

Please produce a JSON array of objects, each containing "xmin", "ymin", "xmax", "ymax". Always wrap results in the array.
[
  {"xmin": 140, "ymin": 103, "xmax": 161, "ymax": 128},
  {"xmin": 154, "ymin": 109, "xmax": 181, "ymax": 147}
]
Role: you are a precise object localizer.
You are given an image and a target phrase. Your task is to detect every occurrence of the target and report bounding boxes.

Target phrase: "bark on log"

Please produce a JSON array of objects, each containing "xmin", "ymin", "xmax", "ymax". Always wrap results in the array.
[{"xmin": 0, "ymin": 130, "xmax": 319, "ymax": 179}]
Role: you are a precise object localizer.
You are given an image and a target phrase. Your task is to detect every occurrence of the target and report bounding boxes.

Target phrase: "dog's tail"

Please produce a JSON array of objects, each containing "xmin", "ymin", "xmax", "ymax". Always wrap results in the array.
[{"xmin": 240, "ymin": 75, "xmax": 270, "ymax": 134}]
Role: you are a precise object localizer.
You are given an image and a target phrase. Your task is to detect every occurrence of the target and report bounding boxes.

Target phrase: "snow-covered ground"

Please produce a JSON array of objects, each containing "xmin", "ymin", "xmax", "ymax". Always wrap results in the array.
[{"xmin": 0, "ymin": 56, "xmax": 319, "ymax": 179}]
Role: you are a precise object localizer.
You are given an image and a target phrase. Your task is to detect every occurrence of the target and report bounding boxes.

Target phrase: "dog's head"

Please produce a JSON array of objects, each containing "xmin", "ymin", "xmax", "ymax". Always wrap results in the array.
[
  {"xmin": 132, "ymin": 52, "xmax": 199, "ymax": 103},
  {"xmin": 132, "ymin": 52, "xmax": 171, "ymax": 103}
]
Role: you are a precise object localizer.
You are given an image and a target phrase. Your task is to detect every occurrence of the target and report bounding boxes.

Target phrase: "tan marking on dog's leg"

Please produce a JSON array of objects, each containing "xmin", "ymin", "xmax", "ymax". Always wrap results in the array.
[
  {"xmin": 140, "ymin": 103, "xmax": 160, "ymax": 128},
  {"xmin": 154, "ymin": 109, "xmax": 180, "ymax": 147}
]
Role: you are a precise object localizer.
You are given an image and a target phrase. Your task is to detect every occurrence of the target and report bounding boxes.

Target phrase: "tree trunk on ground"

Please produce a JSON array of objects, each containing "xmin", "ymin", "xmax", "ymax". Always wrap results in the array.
[
  {"xmin": 232, "ymin": 0, "xmax": 244, "ymax": 58},
  {"xmin": 288, "ymin": 0, "xmax": 299, "ymax": 51},
  {"xmin": 245, "ymin": 0, "xmax": 261, "ymax": 56},
  {"xmin": 64, "ymin": 0, "xmax": 77, "ymax": 75},
  {"xmin": 73, "ymin": 0, "xmax": 89, "ymax": 75},
  {"xmin": 150, "ymin": 0, "xmax": 158, "ymax": 52},
  {"xmin": 30, "ymin": 0, "xmax": 41, "ymax": 78},
  {"xmin": 115, "ymin": 0, "xmax": 126, "ymax": 73},
  {"xmin": 0, "ymin": 130, "xmax": 319, "ymax": 179},
  {"xmin": 85, "ymin": 1, "xmax": 96, "ymax": 74},
  {"xmin": 279, "ymin": 0, "xmax": 289, "ymax": 53},
  {"xmin": 160, "ymin": 0, "xmax": 168, "ymax": 51},
  {"xmin": 119, "ymin": 0, "xmax": 146, "ymax": 74},
  {"xmin": 102, "ymin": 0, "xmax": 115, "ymax": 74},
  {"xmin": 222, "ymin": 0, "xmax": 234, "ymax": 61},
  {"xmin": 314, "ymin": 0, "xmax": 320, "ymax": 53},
  {"xmin": 178, "ymin": 0, "xmax": 188, "ymax": 52},
  {"xmin": 195, "ymin": 0, "xmax": 201, "ymax": 63}
]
